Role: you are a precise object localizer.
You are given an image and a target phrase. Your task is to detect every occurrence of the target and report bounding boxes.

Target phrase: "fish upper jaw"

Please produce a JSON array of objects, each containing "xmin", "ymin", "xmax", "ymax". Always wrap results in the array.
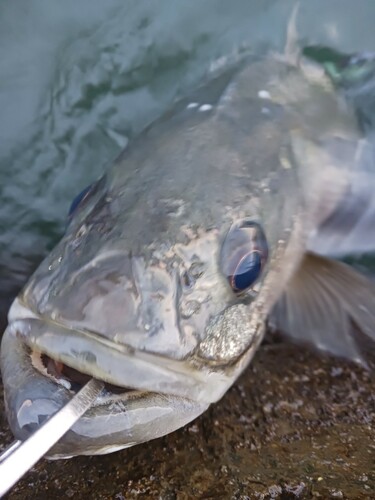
[{"xmin": 5, "ymin": 298, "xmax": 262, "ymax": 405}]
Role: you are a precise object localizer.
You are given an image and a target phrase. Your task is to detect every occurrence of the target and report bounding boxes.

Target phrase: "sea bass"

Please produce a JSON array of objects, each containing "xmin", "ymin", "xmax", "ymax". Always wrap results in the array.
[{"xmin": 2, "ymin": 54, "xmax": 375, "ymax": 458}]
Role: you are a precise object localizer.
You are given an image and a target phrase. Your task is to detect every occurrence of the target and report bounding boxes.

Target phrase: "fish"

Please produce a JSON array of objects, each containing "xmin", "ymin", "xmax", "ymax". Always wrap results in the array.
[{"xmin": 2, "ymin": 47, "xmax": 375, "ymax": 458}]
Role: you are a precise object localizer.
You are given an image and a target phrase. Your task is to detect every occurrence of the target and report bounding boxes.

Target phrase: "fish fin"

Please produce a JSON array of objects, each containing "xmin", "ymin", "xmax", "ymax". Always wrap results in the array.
[
  {"xmin": 270, "ymin": 251, "xmax": 375, "ymax": 366},
  {"xmin": 283, "ymin": 1, "xmax": 301, "ymax": 65},
  {"xmin": 272, "ymin": 2, "xmax": 301, "ymax": 66},
  {"xmin": 308, "ymin": 159, "xmax": 375, "ymax": 256},
  {"xmin": 291, "ymin": 128, "xmax": 375, "ymax": 258}
]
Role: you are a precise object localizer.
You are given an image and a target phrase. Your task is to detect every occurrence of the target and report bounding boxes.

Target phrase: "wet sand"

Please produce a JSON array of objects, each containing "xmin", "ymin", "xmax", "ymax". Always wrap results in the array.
[{"xmin": 1, "ymin": 338, "xmax": 374, "ymax": 499}]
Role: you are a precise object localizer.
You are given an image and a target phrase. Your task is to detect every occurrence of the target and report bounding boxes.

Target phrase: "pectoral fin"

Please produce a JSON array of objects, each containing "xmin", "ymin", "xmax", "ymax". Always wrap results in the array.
[
  {"xmin": 308, "ymin": 166, "xmax": 375, "ymax": 257},
  {"xmin": 270, "ymin": 251, "xmax": 375, "ymax": 365},
  {"xmin": 291, "ymin": 123, "xmax": 375, "ymax": 258}
]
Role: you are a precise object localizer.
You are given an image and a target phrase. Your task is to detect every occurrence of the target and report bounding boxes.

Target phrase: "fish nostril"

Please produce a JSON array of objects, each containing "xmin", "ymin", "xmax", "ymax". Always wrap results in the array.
[
  {"xmin": 189, "ymin": 261, "xmax": 205, "ymax": 279},
  {"xmin": 181, "ymin": 271, "xmax": 194, "ymax": 289},
  {"xmin": 181, "ymin": 262, "xmax": 205, "ymax": 291}
]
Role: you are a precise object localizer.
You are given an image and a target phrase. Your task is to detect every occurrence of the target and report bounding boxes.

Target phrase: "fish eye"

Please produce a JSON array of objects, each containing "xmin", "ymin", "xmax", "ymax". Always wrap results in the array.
[
  {"xmin": 220, "ymin": 221, "xmax": 268, "ymax": 294},
  {"xmin": 68, "ymin": 184, "xmax": 93, "ymax": 218}
]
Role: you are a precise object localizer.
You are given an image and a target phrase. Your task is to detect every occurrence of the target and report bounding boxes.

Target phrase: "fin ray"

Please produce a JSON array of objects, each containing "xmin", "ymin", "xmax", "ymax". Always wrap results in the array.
[{"xmin": 270, "ymin": 252, "xmax": 375, "ymax": 365}]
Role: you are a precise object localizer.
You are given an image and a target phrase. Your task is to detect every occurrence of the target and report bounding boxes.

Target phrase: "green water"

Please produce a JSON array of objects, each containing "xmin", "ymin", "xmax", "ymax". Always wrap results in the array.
[{"xmin": 1, "ymin": 0, "xmax": 375, "ymax": 312}]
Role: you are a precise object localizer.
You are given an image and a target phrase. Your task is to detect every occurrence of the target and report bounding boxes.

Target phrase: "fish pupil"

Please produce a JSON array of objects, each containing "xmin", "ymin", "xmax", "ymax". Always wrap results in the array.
[{"xmin": 232, "ymin": 251, "xmax": 262, "ymax": 292}]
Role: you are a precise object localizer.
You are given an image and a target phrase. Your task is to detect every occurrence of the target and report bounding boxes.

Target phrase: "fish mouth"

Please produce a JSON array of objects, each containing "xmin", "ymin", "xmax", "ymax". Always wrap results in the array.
[
  {"xmin": 1, "ymin": 298, "xmax": 256, "ymax": 458},
  {"xmin": 1, "ymin": 300, "xmax": 217, "ymax": 458},
  {"xmin": 1, "ymin": 326, "xmax": 210, "ymax": 459},
  {"xmin": 31, "ymin": 349, "xmax": 131, "ymax": 395},
  {"xmin": 6, "ymin": 292, "xmax": 266, "ymax": 458}
]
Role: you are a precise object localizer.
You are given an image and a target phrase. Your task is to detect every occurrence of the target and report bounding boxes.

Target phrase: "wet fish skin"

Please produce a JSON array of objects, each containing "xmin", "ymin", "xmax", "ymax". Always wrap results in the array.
[{"xmin": 2, "ymin": 53, "xmax": 375, "ymax": 458}]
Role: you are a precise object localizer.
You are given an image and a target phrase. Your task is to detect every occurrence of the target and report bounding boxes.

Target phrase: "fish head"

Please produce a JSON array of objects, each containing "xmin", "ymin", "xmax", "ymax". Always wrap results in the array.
[
  {"xmin": 2, "ymin": 161, "xmax": 294, "ymax": 458},
  {"xmin": 2, "ymin": 178, "xmax": 282, "ymax": 458}
]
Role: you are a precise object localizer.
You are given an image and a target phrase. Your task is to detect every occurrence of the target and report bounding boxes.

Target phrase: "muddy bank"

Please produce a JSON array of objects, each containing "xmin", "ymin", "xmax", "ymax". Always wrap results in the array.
[{"xmin": 1, "ymin": 339, "xmax": 374, "ymax": 499}]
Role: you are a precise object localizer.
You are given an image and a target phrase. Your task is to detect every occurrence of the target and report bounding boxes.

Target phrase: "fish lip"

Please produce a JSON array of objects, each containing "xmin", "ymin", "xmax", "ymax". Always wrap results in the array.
[{"xmin": 1, "ymin": 321, "xmax": 209, "ymax": 458}]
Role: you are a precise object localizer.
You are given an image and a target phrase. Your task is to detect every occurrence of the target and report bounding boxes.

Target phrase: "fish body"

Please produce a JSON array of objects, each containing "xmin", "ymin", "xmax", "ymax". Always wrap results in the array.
[{"xmin": 2, "ymin": 53, "xmax": 375, "ymax": 458}]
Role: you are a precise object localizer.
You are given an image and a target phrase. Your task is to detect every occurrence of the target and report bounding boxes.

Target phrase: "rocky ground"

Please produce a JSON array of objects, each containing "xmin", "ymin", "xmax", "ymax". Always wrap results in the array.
[{"xmin": 1, "ymin": 336, "xmax": 374, "ymax": 499}]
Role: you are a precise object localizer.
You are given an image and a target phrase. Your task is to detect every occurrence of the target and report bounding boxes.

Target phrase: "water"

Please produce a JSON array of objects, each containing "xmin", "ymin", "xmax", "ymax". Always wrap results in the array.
[{"xmin": 1, "ymin": 0, "xmax": 375, "ymax": 317}]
